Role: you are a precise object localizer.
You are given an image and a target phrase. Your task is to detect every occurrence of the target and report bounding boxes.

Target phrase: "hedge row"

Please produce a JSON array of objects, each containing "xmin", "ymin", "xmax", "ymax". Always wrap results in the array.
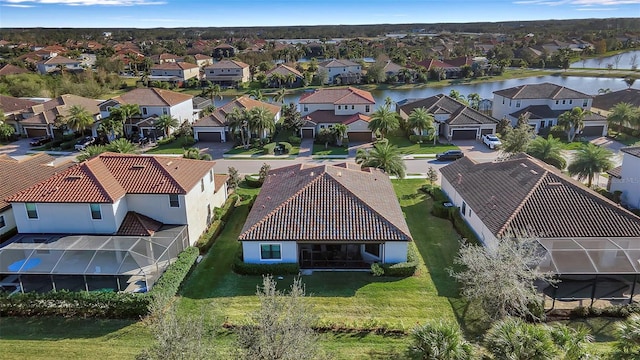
[
  {"xmin": 423, "ymin": 185, "xmax": 480, "ymax": 244},
  {"xmin": 195, "ymin": 194, "xmax": 239, "ymax": 254},
  {"xmin": 263, "ymin": 142, "xmax": 293, "ymax": 155},
  {"xmin": 380, "ymin": 243, "xmax": 419, "ymax": 277},
  {"xmin": 570, "ymin": 303, "xmax": 640, "ymax": 318},
  {"xmin": 244, "ymin": 174, "xmax": 263, "ymax": 188},
  {"xmin": 147, "ymin": 246, "xmax": 199, "ymax": 304}
]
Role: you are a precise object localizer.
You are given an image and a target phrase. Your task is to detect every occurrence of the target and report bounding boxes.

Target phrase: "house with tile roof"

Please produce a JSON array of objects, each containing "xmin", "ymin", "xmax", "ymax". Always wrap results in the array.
[
  {"xmin": 192, "ymin": 96, "xmax": 281, "ymax": 143},
  {"xmin": 0, "ymin": 95, "xmax": 39, "ymax": 136},
  {"xmin": 265, "ymin": 64, "xmax": 304, "ymax": 88},
  {"xmin": 36, "ymin": 56, "xmax": 82, "ymax": 75},
  {"xmin": 6, "ymin": 152, "xmax": 227, "ymax": 246},
  {"xmin": 0, "ymin": 64, "xmax": 30, "ymax": 77},
  {"xmin": 238, "ymin": 163, "xmax": 412, "ymax": 268},
  {"xmin": 194, "ymin": 54, "xmax": 213, "ymax": 68},
  {"xmin": 17, "ymin": 94, "xmax": 102, "ymax": 138},
  {"xmin": 492, "ymin": 83, "xmax": 607, "ymax": 136},
  {"xmin": 608, "ymin": 146, "xmax": 640, "ymax": 210},
  {"xmin": 298, "ymin": 87, "xmax": 376, "ymax": 142},
  {"xmin": 204, "ymin": 60, "xmax": 250, "ymax": 87},
  {"xmin": 0, "ymin": 154, "xmax": 74, "ymax": 238},
  {"xmin": 397, "ymin": 94, "xmax": 498, "ymax": 141},
  {"xmin": 99, "ymin": 88, "xmax": 195, "ymax": 137},
  {"xmin": 149, "ymin": 62, "xmax": 200, "ymax": 86},
  {"xmin": 213, "ymin": 43, "xmax": 237, "ymax": 59},
  {"xmin": 592, "ymin": 88, "xmax": 640, "ymax": 117},
  {"xmin": 318, "ymin": 59, "xmax": 362, "ymax": 85}
]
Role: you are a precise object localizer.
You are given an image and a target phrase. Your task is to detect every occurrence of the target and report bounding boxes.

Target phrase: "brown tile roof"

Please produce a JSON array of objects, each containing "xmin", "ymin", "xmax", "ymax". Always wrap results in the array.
[
  {"xmin": 0, "ymin": 64, "xmax": 30, "ymax": 76},
  {"xmin": 621, "ymin": 146, "xmax": 640, "ymax": 158},
  {"xmin": 607, "ymin": 166, "xmax": 622, "ymax": 179},
  {"xmin": 239, "ymin": 163, "xmax": 412, "ymax": 242},
  {"xmin": 593, "ymin": 89, "xmax": 640, "ymax": 110},
  {"xmin": 299, "ymin": 87, "xmax": 375, "ymax": 105},
  {"xmin": 20, "ymin": 94, "xmax": 101, "ymax": 125},
  {"xmin": 109, "ymin": 88, "xmax": 193, "ymax": 107},
  {"xmin": 0, "ymin": 95, "xmax": 38, "ymax": 114},
  {"xmin": 116, "ymin": 212, "xmax": 163, "ymax": 236},
  {"xmin": 398, "ymin": 94, "xmax": 497, "ymax": 125},
  {"xmin": 0, "ymin": 154, "xmax": 74, "ymax": 211},
  {"xmin": 494, "ymin": 83, "xmax": 590, "ymax": 100},
  {"xmin": 205, "ymin": 60, "xmax": 249, "ymax": 69},
  {"xmin": 194, "ymin": 54, "xmax": 212, "ymax": 60},
  {"xmin": 39, "ymin": 56, "xmax": 79, "ymax": 65},
  {"xmin": 151, "ymin": 62, "xmax": 199, "ymax": 71},
  {"xmin": 304, "ymin": 110, "xmax": 370, "ymax": 125},
  {"xmin": 193, "ymin": 96, "xmax": 280, "ymax": 128},
  {"xmin": 413, "ymin": 58, "xmax": 453, "ymax": 70},
  {"xmin": 318, "ymin": 59, "xmax": 360, "ymax": 68},
  {"xmin": 214, "ymin": 174, "xmax": 228, "ymax": 193},
  {"xmin": 266, "ymin": 64, "xmax": 303, "ymax": 78},
  {"xmin": 440, "ymin": 154, "xmax": 640, "ymax": 239},
  {"xmin": 7, "ymin": 153, "xmax": 216, "ymax": 204}
]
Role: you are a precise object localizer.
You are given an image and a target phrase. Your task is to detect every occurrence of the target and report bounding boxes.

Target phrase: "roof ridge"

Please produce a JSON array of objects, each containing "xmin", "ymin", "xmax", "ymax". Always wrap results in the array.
[
  {"xmin": 146, "ymin": 156, "xmax": 188, "ymax": 193},
  {"xmin": 151, "ymin": 88, "xmax": 171, "ymax": 106},
  {"xmin": 496, "ymin": 167, "xmax": 549, "ymax": 237},
  {"xmin": 85, "ymin": 158, "xmax": 124, "ymax": 202}
]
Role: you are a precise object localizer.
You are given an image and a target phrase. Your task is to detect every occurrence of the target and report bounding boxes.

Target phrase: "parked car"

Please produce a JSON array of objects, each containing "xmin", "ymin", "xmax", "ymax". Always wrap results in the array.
[
  {"xmin": 29, "ymin": 136, "xmax": 52, "ymax": 147},
  {"xmin": 436, "ymin": 150, "xmax": 464, "ymax": 161},
  {"xmin": 74, "ymin": 136, "xmax": 95, "ymax": 151},
  {"xmin": 482, "ymin": 134, "xmax": 502, "ymax": 149}
]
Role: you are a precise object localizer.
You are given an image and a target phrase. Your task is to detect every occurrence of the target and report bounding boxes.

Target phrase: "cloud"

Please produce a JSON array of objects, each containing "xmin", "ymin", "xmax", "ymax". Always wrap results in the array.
[
  {"xmin": 577, "ymin": 6, "xmax": 620, "ymax": 9},
  {"xmin": 514, "ymin": 0, "xmax": 640, "ymax": 5},
  {"xmin": 4, "ymin": 3, "xmax": 34, "ymax": 6},
  {"xmin": 2, "ymin": 0, "xmax": 165, "ymax": 6}
]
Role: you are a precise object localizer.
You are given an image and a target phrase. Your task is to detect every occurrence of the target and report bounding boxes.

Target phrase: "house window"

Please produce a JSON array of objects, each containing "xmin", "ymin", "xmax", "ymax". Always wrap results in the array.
[
  {"xmin": 569, "ymin": 100, "xmax": 573, "ymax": 104},
  {"xmin": 351, "ymin": 105, "xmax": 355, "ymax": 110},
  {"xmin": 26, "ymin": 203, "xmax": 38, "ymax": 219},
  {"xmin": 562, "ymin": 100, "xmax": 566, "ymax": 104},
  {"xmin": 583, "ymin": 99, "xmax": 588, "ymax": 107},
  {"xmin": 303, "ymin": 106, "xmax": 308, "ymax": 112},
  {"xmin": 201, "ymin": 179, "xmax": 205, "ymax": 192},
  {"xmin": 364, "ymin": 243, "xmax": 380, "ymax": 257},
  {"xmin": 169, "ymin": 194, "xmax": 179, "ymax": 207},
  {"xmin": 209, "ymin": 170, "xmax": 214, "ymax": 183},
  {"xmin": 515, "ymin": 100, "xmax": 521, "ymax": 108},
  {"xmin": 365, "ymin": 105, "xmax": 370, "ymax": 112},
  {"xmin": 461, "ymin": 202, "xmax": 467, "ymax": 216},
  {"xmin": 320, "ymin": 125, "xmax": 325, "ymax": 129},
  {"xmin": 260, "ymin": 244, "xmax": 281, "ymax": 260},
  {"xmin": 142, "ymin": 108, "xmax": 148, "ymax": 115},
  {"xmin": 90, "ymin": 204, "xmax": 102, "ymax": 220},
  {"xmin": 556, "ymin": 100, "xmax": 559, "ymax": 105},
  {"xmin": 163, "ymin": 108, "xmax": 168, "ymax": 115},
  {"xmin": 0, "ymin": 215, "xmax": 5, "ymax": 228},
  {"xmin": 502, "ymin": 98, "xmax": 505, "ymax": 105},
  {"xmin": 337, "ymin": 105, "xmax": 341, "ymax": 110}
]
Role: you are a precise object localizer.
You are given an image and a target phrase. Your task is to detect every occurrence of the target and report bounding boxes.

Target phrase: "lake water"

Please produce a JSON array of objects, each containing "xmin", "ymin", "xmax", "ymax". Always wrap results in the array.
[
  {"xmin": 570, "ymin": 50, "xmax": 640, "ymax": 70},
  {"xmin": 217, "ymin": 74, "xmax": 640, "ymax": 108}
]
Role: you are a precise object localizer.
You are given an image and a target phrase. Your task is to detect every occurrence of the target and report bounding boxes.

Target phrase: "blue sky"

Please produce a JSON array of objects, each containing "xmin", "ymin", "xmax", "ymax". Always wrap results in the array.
[{"xmin": 0, "ymin": 0, "xmax": 638, "ymax": 29}]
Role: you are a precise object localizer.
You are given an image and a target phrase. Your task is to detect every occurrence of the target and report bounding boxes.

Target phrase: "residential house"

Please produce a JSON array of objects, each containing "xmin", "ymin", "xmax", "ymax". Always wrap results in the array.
[
  {"xmin": 238, "ymin": 163, "xmax": 412, "ymax": 268},
  {"xmin": 592, "ymin": 88, "xmax": 640, "ymax": 117},
  {"xmin": 381, "ymin": 60, "xmax": 407, "ymax": 81},
  {"xmin": 213, "ymin": 43, "xmax": 237, "ymax": 59},
  {"xmin": 440, "ymin": 153, "xmax": 640, "ymax": 301},
  {"xmin": 0, "ymin": 154, "xmax": 74, "ymax": 238},
  {"xmin": 150, "ymin": 53, "xmax": 182, "ymax": 64},
  {"xmin": 0, "ymin": 64, "xmax": 30, "ymax": 77},
  {"xmin": 18, "ymin": 94, "xmax": 102, "ymax": 138},
  {"xmin": 194, "ymin": 54, "xmax": 213, "ymax": 68},
  {"xmin": 2, "ymin": 153, "xmax": 228, "ymax": 293},
  {"xmin": 36, "ymin": 56, "xmax": 82, "ymax": 74},
  {"xmin": 193, "ymin": 96, "xmax": 281, "ymax": 142},
  {"xmin": 397, "ymin": 94, "xmax": 498, "ymax": 140},
  {"xmin": 265, "ymin": 64, "xmax": 304, "ymax": 88},
  {"xmin": 318, "ymin": 59, "xmax": 362, "ymax": 85},
  {"xmin": 413, "ymin": 57, "xmax": 473, "ymax": 79},
  {"xmin": 149, "ymin": 62, "xmax": 200, "ymax": 86},
  {"xmin": 99, "ymin": 88, "xmax": 194, "ymax": 138},
  {"xmin": 203, "ymin": 60, "xmax": 250, "ymax": 87},
  {"xmin": 0, "ymin": 95, "xmax": 39, "ymax": 136},
  {"xmin": 298, "ymin": 87, "xmax": 375, "ymax": 142},
  {"xmin": 608, "ymin": 146, "xmax": 640, "ymax": 210},
  {"xmin": 492, "ymin": 83, "xmax": 608, "ymax": 136}
]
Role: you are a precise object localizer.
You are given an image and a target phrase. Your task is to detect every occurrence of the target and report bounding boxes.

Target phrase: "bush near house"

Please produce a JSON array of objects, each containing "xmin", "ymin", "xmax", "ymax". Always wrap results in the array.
[
  {"xmin": 195, "ymin": 194, "xmax": 239, "ymax": 254},
  {"xmin": 232, "ymin": 247, "xmax": 300, "ymax": 275},
  {"xmin": 244, "ymin": 174, "xmax": 263, "ymax": 188},
  {"xmin": 382, "ymin": 243, "xmax": 419, "ymax": 277},
  {"xmin": 422, "ymin": 185, "xmax": 480, "ymax": 244}
]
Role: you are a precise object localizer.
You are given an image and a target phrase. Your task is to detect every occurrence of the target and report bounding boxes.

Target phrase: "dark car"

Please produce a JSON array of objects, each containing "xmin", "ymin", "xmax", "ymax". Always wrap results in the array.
[
  {"xmin": 436, "ymin": 150, "xmax": 464, "ymax": 161},
  {"xmin": 74, "ymin": 136, "xmax": 95, "ymax": 151},
  {"xmin": 29, "ymin": 136, "xmax": 52, "ymax": 146}
]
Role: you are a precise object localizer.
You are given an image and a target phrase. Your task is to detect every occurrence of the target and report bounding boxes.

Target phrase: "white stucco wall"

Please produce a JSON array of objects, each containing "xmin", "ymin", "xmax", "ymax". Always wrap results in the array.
[
  {"xmin": 183, "ymin": 169, "xmax": 226, "ymax": 245},
  {"xmin": 12, "ymin": 201, "xmax": 121, "ymax": 234},
  {"xmin": 492, "ymin": 95, "xmax": 591, "ymax": 121},
  {"xmin": 300, "ymin": 103, "xmax": 334, "ymax": 116},
  {"xmin": 0, "ymin": 208, "xmax": 16, "ymax": 237},
  {"xmin": 138, "ymin": 101, "xmax": 194, "ymax": 125},
  {"xmin": 126, "ymin": 194, "xmax": 188, "ymax": 226},
  {"xmin": 242, "ymin": 241, "xmax": 298, "ymax": 264},
  {"xmin": 335, "ymin": 104, "xmax": 372, "ymax": 116},
  {"xmin": 383, "ymin": 242, "xmax": 409, "ymax": 263},
  {"xmin": 347, "ymin": 119, "xmax": 371, "ymax": 132},
  {"xmin": 610, "ymin": 153, "xmax": 640, "ymax": 209}
]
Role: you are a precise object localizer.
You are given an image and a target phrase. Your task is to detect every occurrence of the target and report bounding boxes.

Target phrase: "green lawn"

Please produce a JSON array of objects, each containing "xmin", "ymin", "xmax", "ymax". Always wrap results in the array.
[
  {"xmin": 561, "ymin": 139, "xmax": 590, "ymax": 150},
  {"xmin": 608, "ymin": 131, "xmax": 640, "ymax": 146},
  {"xmin": 145, "ymin": 136, "xmax": 193, "ymax": 154},
  {"xmin": 313, "ymin": 143, "xmax": 349, "ymax": 156},
  {"xmin": 224, "ymin": 146, "xmax": 264, "ymax": 155},
  {"xmin": 387, "ymin": 135, "xmax": 458, "ymax": 155}
]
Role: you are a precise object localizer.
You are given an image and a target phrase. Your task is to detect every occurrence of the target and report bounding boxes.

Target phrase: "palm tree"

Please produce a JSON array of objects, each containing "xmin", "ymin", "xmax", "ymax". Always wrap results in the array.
[
  {"xmin": 526, "ymin": 135, "xmax": 566, "ymax": 170},
  {"xmin": 549, "ymin": 324, "xmax": 594, "ymax": 360},
  {"xmin": 249, "ymin": 107, "xmax": 275, "ymax": 140},
  {"xmin": 203, "ymin": 83, "xmax": 222, "ymax": 107},
  {"xmin": 557, "ymin": 107, "xmax": 588, "ymax": 142},
  {"xmin": 613, "ymin": 314, "xmax": 640, "ymax": 358},
  {"xmin": 568, "ymin": 143, "xmax": 614, "ymax": 187},
  {"xmin": 485, "ymin": 317, "xmax": 557, "ymax": 360},
  {"xmin": 107, "ymin": 138, "xmax": 136, "ymax": 153},
  {"xmin": 368, "ymin": 106, "xmax": 399, "ymax": 140},
  {"xmin": 407, "ymin": 107, "xmax": 435, "ymax": 144},
  {"xmin": 112, "ymin": 103, "xmax": 140, "ymax": 137},
  {"xmin": 248, "ymin": 89, "xmax": 264, "ymax": 101},
  {"xmin": 607, "ymin": 102, "xmax": 639, "ymax": 135},
  {"xmin": 66, "ymin": 105, "xmax": 94, "ymax": 135},
  {"xmin": 332, "ymin": 123, "xmax": 348, "ymax": 146},
  {"xmin": 98, "ymin": 116, "xmax": 124, "ymax": 141},
  {"xmin": 467, "ymin": 93, "xmax": 481, "ymax": 110},
  {"xmin": 155, "ymin": 114, "xmax": 179, "ymax": 138},
  {"xmin": 355, "ymin": 141, "xmax": 406, "ymax": 179},
  {"xmin": 227, "ymin": 107, "xmax": 250, "ymax": 148},
  {"xmin": 273, "ymin": 88, "xmax": 286, "ymax": 104},
  {"xmin": 409, "ymin": 321, "xmax": 473, "ymax": 360},
  {"xmin": 77, "ymin": 144, "xmax": 107, "ymax": 162}
]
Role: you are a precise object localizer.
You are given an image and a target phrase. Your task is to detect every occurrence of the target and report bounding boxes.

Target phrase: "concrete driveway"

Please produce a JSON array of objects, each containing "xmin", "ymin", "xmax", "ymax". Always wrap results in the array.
[
  {"xmin": 194, "ymin": 141, "xmax": 233, "ymax": 158},
  {"xmin": 450, "ymin": 139, "xmax": 501, "ymax": 163},
  {"xmin": 0, "ymin": 138, "xmax": 35, "ymax": 157}
]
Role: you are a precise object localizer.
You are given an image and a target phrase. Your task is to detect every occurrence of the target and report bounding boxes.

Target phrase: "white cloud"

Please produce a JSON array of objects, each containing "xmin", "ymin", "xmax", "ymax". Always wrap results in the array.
[
  {"xmin": 2, "ymin": 0, "xmax": 165, "ymax": 6},
  {"xmin": 577, "ymin": 6, "xmax": 621, "ymax": 9},
  {"xmin": 514, "ymin": 0, "xmax": 640, "ymax": 5},
  {"xmin": 4, "ymin": 3, "xmax": 35, "ymax": 6}
]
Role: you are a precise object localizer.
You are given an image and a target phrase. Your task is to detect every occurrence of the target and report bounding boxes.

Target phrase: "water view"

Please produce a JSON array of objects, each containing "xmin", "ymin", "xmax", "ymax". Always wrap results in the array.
[{"xmin": 570, "ymin": 50, "xmax": 640, "ymax": 70}]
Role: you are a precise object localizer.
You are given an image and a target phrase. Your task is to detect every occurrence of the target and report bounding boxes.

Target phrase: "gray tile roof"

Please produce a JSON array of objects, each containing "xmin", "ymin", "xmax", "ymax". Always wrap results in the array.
[
  {"xmin": 622, "ymin": 146, "xmax": 640, "ymax": 158},
  {"xmin": 398, "ymin": 94, "xmax": 498, "ymax": 125},
  {"xmin": 593, "ymin": 89, "xmax": 640, "ymax": 110},
  {"xmin": 510, "ymin": 106, "xmax": 606, "ymax": 122},
  {"xmin": 440, "ymin": 154, "xmax": 640, "ymax": 238},
  {"xmin": 494, "ymin": 82, "xmax": 590, "ymax": 100},
  {"xmin": 239, "ymin": 164, "xmax": 412, "ymax": 242}
]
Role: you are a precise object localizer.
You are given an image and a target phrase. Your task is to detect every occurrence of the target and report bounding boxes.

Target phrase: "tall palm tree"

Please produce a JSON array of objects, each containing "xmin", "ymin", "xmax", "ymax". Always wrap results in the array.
[
  {"xmin": 558, "ymin": 107, "xmax": 588, "ymax": 142},
  {"xmin": 113, "ymin": 103, "xmax": 140, "ymax": 137},
  {"xmin": 607, "ymin": 102, "xmax": 639, "ymax": 135},
  {"xmin": 203, "ymin": 83, "xmax": 222, "ymax": 107},
  {"xmin": 526, "ymin": 135, "xmax": 566, "ymax": 170},
  {"xmin": 331, "ymin": 123, "xmax": 348, "ymax": 146},
  {"xmin": 368, "ymin": 106, "xmax": 399, "ymax": 140},
  {"xmin": 66, "ymin": 105, "xmax": 94, "ymax": 135},
  {"xmin": 407, "ymin": 107, "xmax": 435, "ymax": 144},
  {"xmin": 249, "ymin": 107, "xmax": 275, "ymax": 140},
  {"xmin": 355, "ymin": 141, "xmax": 406, "ymax": 178},
  {"xmin": 409, "ymin": 321, "xmax": 473, "ymax": 360},
  {"xmin": 98, "ymin": 116, "xmax": 124, "ymax": 141},
  {"xmin": 249, "ymin": 89, "xmax": 264, "ymax": 101},
  {"xmin": 467, "ymin": 93, "xmax": 481, "ymax": 110},
  {"xmin": 226, "ymin": 107, "xmax": 250, "ymax": 148},
  {"xmin": 568, "ymin": 143, "xmax": 614, "ymax": 187},
  {"xmin": 273, "ymin": 88, "xmax": 286, "ymax": 104},
  {"xmin": 155, "ymin": 114, "xmax": 179, "ymax": 137}
]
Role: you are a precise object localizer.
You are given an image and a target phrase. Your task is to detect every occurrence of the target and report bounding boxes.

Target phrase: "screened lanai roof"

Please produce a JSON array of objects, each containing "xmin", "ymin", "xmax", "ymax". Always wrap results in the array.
[
  {"xmin": 0, "ymin": 225, "xmax": 187, "ymax": 276},
  {"xmin": 538, "ymin": 237, "xmax": 640, "ymax": 275}
]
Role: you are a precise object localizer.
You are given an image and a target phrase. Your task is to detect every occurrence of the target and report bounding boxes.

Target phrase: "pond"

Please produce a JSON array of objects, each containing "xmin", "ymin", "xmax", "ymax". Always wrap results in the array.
[{"xmin": 570, "ymin": 50, "xmax": 640, "ymax": 70}]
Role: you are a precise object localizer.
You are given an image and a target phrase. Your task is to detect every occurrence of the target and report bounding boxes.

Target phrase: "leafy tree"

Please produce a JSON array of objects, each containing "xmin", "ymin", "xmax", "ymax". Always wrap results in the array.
[
  {"xmin": 624, "ymin": 77, "xmax": 636, "ymax": 89},
  {"xmin": 355, "ymin": 141, "xmax": 406, "ymax": 179},
  {"xmin": 526, "ymin": 135, "xmax": 566, "ymax": 170},
  {"xmin": 66, "ymin": 105, "xmax": 94, "ymax": 134},
  {"xmin": 227, "ymin": 167, "xmax": 240, "ymax": 190},
  {"xmin": 235, "ymin": 275, "xmax": 320, "ymax": 360},
  {"xmin": 485, "ymin": 318, "xmax": 557, "ymax": 360},
  {"xmin": 450, "ymin": 235, "xmax": 555, "ymax": 321},
  {"xmin": 500, "ymin": 122, "xmax": 535, "ymax": 157},
  {"xmin": 407, "ymin": 107, "xmax": 435, "ymax": 144},
  {"xmin": 282, "ymin": 104, "xmax": 304, "ymax": 132},
  {"xmin": 365, "ymin": 62, "xmax": 386, "ymax": 84},
  {"xmin": 567, "ymin": 143, "xmax": 614, "ymax": 188},
  {"xmin": 0, "ymin": 110, "xmax": 14, "ymax": 141},
  {"xmin": 368, "ymin": 106, "xmax": 399, "ymax": 140},
  {"xmin": 427, "ymin": 166, "xmax": 438, "ymax": 186},
  {"xmin": 155, "ymin": 114, "xmax": 179, "ymax": 137},
  {"xmin": 408, "ymin": 321, "xmax": 473, "ymax": 360},
  {"xmin": 249, "ymin": 107, "xmax": 275, "ymax": 140},
  {"xmin": 258, "ymin": 163, "xmax": 271, "ymax": 183},
  {"xmin": 612, "ymin": 314, "xmax": 640, "ymax": 359},
  {"xmin": 558, "ymin": 107, "xmax": 588, "ymax": 142},
  {"xmin": 496, "ymin": 118, "xmax": 513, "ymax": 137},
  {"xmin": 607, "ymin": 102, "xmax": 639, "ymax": 135}
]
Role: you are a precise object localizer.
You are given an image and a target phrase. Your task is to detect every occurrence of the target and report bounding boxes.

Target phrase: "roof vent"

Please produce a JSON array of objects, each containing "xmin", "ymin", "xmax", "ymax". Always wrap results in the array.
[
  {"xmin": 67, "ymin": 175, "xmax": 83, "ymax": 180},
  {"xmin": 166, "ymin": 161, "xmax": 173, "ymax": 166},
  {"xmin": 548, "ymin": 182, "xmax": 562, "ymax": 186},
  {"xmin": 132, "ymin": 165, "xmax": 146, "ymax": 169},
  {"xmin": 310, "ymin": 171, "xmax": 314, "ymax": 177},
  {"xmin": 337, "ymin": 171, "xmax": 342, "ymax": 177},
  {"xmin": 520, "ymin": 163, "xmax": 528, "ymax": 168},
  {"xmin": 530, "ymin": 170, "xmax": 538, "ymax": 175}
]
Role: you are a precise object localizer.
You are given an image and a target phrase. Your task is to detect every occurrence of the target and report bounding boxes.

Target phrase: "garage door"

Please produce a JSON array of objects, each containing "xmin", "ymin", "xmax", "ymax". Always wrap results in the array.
[
  {"xmin": 347, "ymin": 131, "xmax": 372, "ymax": 142},
  {"xmin": 301, "ymin": 129, "xmax": 314, "ymax": 139},
  {"xmin": 197, "ymin": 131, "xmax": 222, "ymax": 142},
  {"xmin": 480, "ymin": 128, "xmax": 494, "ymax": 136},
  {"xmin": 451, "ymin": 129, "xmax": 478, "ymax": 140},
  {"xmin": 26, "ymin": 128, "xmax": 47, "ymax": 138},
  {"xmin": 581, "ymin": 126, "xmax": 605, "ymax": 137}
]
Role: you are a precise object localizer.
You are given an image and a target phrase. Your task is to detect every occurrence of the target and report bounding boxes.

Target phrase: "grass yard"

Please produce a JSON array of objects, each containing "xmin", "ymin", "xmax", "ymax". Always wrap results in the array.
[
  {"xmin": 387, "ymin": 135, "xmax": 458, "ymax": 155},
  {"xmin": 313, "ymin": 143, "xmax": 349, "ymax": 156},
  {"xmin": 145, "ymin": 136, "xmax": 194, "ymax": 154},
  {"xmin": 560, "ymin": 139, "xmax": 590, "ymax": 150},
  {"xmin": 607, "ymin": 131, "xmax": 640, "ymax": 146}
]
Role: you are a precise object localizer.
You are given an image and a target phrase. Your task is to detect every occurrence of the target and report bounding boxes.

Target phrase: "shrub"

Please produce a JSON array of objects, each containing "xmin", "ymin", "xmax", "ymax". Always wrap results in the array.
[
  {"xmin": 370, "ymin": 262, "xmax": 384, "ymax": 276},
  {"xmin": 382, "ymin": 262, "xmax": 417, "ymax": 277},
  {"xmin": 148, "ymin": 247, "xmax": 199, "ymax": 305},
  {"xmin": 195, "ymin": 220, "xmax": 225, "ymax": 254},
  {"xmin": 244, "ymin": 174, "xmax": 263, "ymax": 188},
  {"xmin": 288, "ymin": 136, "xmax": 302, "ymax": 145},
  {"xmin": 233, "ymin": 261, "xmax": 300, "ymax": 276},
  {"xmin": 279, "ymin": 142, "xmax": 293, "ymax": 153},
  {"xmin": 263, "ymin": 142, "xmax": 276, "ymax": 155},
  {"xmin": 408, "ymin": 134, "xmax": 427, "ymax": 144},
  {"xmin": 570, "ymin": 303, "xmax": 640, "ymax": 319}
]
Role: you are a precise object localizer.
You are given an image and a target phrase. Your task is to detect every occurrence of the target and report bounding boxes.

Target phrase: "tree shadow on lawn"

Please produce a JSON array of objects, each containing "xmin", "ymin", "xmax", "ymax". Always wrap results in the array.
[{"xmin": 0, "ymin": 317, "xmax": 140, "ymax": 341}]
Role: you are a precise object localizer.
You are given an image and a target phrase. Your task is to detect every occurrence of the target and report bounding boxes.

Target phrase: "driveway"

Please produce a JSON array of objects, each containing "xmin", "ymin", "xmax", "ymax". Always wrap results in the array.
[
  {"xmin": 195, "ymin": 141, "xmax": 233, "ymax": 159},
  {"xmin": 0, "ymin": 138, "xmax": 77, "ymax": 164},
  {"xmin": 451, "ymin": 139, "xmax": 501, "ymax": 163}
]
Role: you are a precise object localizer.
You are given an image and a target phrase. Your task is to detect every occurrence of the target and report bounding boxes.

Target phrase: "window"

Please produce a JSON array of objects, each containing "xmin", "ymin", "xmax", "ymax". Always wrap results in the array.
[
  {"xmin": 461, "ymin": 202, "xmax": 467, "ymax": 216},
  {"xmin": 351, "ymin": 105, "xmax": 355, "ymax": 110},
  {"xmin": 90, "ymin": 204, "xmax": 102, "ymax": 220},
  {"xmin": 515, "ymin": 100, "xmax": 521, "ymax": 108},
  {"xmin": 0, "ymin": 215, "xmax": 5, "ymax": 228},
  {"xmin": 201, "ymin": 179, "xmax": 205, "ymax": 192},
  {"xmin": 364, "ymin": 243, "xmax": 380, "ymax": 257},
  {"xmin": 26, "ymin": 203, "xmax": 38, "ymax": 219},
  {"xmin": 162, "ymin": 108, "xmax": 168, "ymax": 115},
  {"xmin": 337, "ymin": 105, "xmax": 341, "ymax": 110},
  {"xmin": 583, "ymin": 99, "xmax": 588, "ymax": 107},
  {"xmin": 556, "ymin": 100, "xmax": 559, "ymax": 105},
  {"xmin": 142, "ymin": 107, "xmax": 148, "ymax": 115},
  {"xmin": 320, "ymin": 125, "xmax": 325, "ymax": 129},
  {"xmin": 365, "ymin": 105, "xmax": 370, "ymax": 112},
  {"xmin": 209, "ymin": 170, "xmax": 214, "ymax": 183},
  {"xmin": 303, "ymin": 106, "xmax": 308, "ymax": 112},
  {"xmin": 260, "ymin": 244, "xmax": 281, "ymax": 260},
  {"xmin": 502, "ymin": 98, "xmax": 505, "ymax": 105},
  {"xmin": 569, "ymin": 100, "xmax": 573, "ymax": 104},
  {"xmin": 169, "ymin": 194, "xmax": 179, "ymax": 207},
  {"xmin": 562, "ymin": 100, "xmax": 566, "ymax": 104}
]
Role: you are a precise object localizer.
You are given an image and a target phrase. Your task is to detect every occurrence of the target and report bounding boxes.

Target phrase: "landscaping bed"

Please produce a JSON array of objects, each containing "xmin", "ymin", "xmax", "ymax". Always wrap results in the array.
[
  {"xmin": 145, "ymin": 135, "xmax": 195, "ymax": 154},
  {"xmin": 312, "ymin": 143, "xmax": 348, "ymax": 156},
  {"xmin": 387, "ymin": 135, "xmax": 458, "ymax": 154}
]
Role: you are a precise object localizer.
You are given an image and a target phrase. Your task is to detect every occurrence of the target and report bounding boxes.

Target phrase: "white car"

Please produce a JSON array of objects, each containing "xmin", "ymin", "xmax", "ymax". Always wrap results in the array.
[{"xmin": 482, "ymin": 134, "xmax": 502, "ymax": 149}]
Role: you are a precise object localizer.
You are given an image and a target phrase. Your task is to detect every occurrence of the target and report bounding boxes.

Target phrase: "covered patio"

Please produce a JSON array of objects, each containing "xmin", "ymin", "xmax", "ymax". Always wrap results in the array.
[{"xmin": 298, "ymin": 243, "xmax": 380, "ymax": 269}]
